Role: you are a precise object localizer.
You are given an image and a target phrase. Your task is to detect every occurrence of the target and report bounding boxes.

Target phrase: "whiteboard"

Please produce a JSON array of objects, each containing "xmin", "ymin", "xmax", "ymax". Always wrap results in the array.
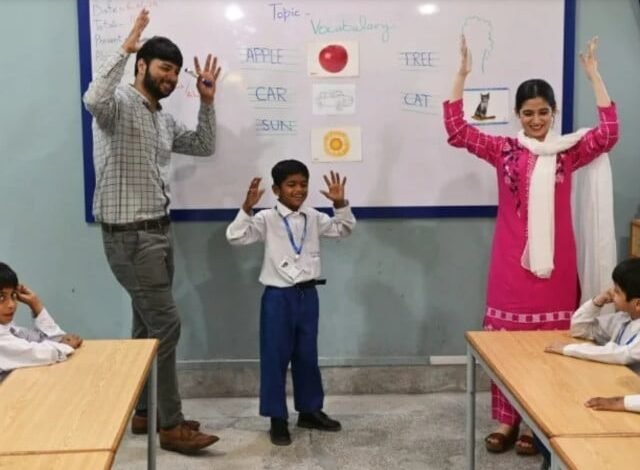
[{"xmin": 78, "ymin": 0, "xmax": 575, "ymax": 221}]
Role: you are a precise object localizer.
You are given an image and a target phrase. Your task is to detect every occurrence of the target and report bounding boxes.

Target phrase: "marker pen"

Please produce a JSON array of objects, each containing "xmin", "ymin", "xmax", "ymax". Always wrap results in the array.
[{"xmin": 184, "ymin": 68, "xmax": 213, "ymax": 87}]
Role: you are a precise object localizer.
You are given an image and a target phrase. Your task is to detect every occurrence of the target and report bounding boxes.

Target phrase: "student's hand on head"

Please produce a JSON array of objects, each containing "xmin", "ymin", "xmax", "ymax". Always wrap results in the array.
[
  {"xmin": 320, "ymin": 171, "xmax": 347, "ymax": 208},
  {"xmin": 16, "ymin": 285, "xmax": 43, "ymax": 316},
  {"xmin": 61, "ymin": 334, "xmax": 83, "ymax": 349},
  {"xmin": 579, "ymin": 36, "xmax": 600, "ymax": 81},
  {"xmin": 593, "ymin": 289, "xmax": 613, "ymax": 308},
  {"xmin": 458, "ymin": 35, "xmax": 472, "ymax": 77},
  {"xmin": 585, "ymin": 396, "xmax": 624, "ymax": 411},
  {"xmin": 242, "ymin": 177, "xmax": 265, "ymax": 214},
  {"xmin": 544, "ymin": 340, "xmax": 572, "ymax": 355},
  {"xmin": 122, "ymin": 9, "xmax": 150, "ymax": 54},
  {"xmin": 193, "ymin": 54, "xmax": 222, "ymax": 104}
]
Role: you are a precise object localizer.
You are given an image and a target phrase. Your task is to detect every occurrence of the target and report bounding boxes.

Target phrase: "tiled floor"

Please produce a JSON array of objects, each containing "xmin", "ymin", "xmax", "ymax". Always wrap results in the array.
[{"xmin": 114, "ymin": 392, "xmax": 543, "ymax": 469}]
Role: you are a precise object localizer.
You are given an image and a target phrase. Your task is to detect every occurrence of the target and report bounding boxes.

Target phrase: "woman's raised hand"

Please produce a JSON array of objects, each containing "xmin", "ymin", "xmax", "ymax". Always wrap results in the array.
[
  {"xmin": 458, "ymin": 35, "xmax": 472, "ymax": 77},
  {"xmin": 580, "ymin": 36, "xmax": 600, "ymax": 81}
]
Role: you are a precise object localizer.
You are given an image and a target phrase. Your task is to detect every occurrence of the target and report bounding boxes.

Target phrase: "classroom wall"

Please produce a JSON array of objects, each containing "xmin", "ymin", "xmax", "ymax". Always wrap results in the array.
[{"xmin": 1, "ymin": 0, "xmax": 639, "ymax": 365}]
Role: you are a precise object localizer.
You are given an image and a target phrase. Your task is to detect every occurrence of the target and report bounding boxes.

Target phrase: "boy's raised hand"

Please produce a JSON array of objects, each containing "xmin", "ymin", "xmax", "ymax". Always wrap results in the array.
[
  {"xmin": 122, "ymin": 9, "xmax": 150, "ymax": 54},
  {"xmin": 585, "ymin": 396, "xmax": 624, "ymax": 411},
  {"xmin": 242, "ymin": 177, "xmax": 265, "ymax": 214},
  {"xmin": 61, "ymin": 334, "xmax": 83, "ymax": 349},
  {"xmin": 16, "ymin": 284, "xmax": 43, "ymax": 316},
  {"xmin": 320, "ymin": 171, "xmax": 347, "ymax": 208}
]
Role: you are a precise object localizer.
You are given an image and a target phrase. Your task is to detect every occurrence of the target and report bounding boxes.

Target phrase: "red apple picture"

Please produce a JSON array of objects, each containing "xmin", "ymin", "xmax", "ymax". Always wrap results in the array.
[
  {"xmin": 308, "ymin": 41, "xmax": 358, "ymax": 77},
  {"xmin": 318, "ymin": 44, "xmax": 348, "ymax": 73}
]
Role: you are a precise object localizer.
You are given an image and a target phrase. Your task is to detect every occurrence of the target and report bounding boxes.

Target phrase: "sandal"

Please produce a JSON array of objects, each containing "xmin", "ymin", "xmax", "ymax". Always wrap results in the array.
[
  {"xmin": 515, "ymin": 434, "xmax": 539, "ymax": 456},
  {"xmin": 484, "ymin": 427, "xmax": 518, "ymax": 453}
]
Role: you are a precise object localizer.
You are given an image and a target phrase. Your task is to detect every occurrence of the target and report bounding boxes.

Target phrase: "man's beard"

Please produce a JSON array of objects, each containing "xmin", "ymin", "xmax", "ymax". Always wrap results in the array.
[{"xmin": 143, "ymin": 69, "xmax": 175, "ymax": 100}]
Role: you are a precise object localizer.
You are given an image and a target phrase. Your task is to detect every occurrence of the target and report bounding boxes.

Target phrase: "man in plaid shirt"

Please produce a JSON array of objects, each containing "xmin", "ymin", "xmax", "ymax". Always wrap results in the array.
[{"xmin": 83, "ymin": 9, "xmax": 221, "ymax": 454}]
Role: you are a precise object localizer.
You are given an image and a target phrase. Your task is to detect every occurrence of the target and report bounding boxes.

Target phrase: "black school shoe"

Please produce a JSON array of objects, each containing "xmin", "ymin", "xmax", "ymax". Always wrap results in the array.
[
  {"xmin": 270, "ymin": 418, "xmax": 292, "ymax": 446},
  {"xmin": 297, "ymin": 410, "xmax": 342, "ymax": 431}
]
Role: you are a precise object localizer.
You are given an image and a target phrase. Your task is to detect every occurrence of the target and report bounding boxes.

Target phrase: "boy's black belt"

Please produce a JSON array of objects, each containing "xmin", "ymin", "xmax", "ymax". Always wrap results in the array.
[
  {"xmin": 294, "ymin": 279, "xmax": 327, "ymax": 289},
  {"xmin": 101, "ymin": 215, "xmax": 171, "ymax": 233}
]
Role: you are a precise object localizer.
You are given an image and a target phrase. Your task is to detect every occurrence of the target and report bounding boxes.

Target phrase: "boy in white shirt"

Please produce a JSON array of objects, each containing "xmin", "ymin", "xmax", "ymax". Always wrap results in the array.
[
  {"xmin": 226, "ymin": 160, "xmax": 355, "ymax": 446},
  {"xmin": 0, "ymin": 262, "xmax": 82, "ymax": 380},
  {"xmin": 545, "ymin": 258, "xmax": 640, "ymax": 366}
]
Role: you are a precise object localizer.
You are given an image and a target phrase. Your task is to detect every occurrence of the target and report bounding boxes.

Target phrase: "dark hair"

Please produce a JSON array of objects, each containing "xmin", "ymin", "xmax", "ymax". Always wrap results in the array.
[
  {"xmin": 515, "ymin": 79, "xmax": 557, "ymax": 113},
  {"xmin": 0, "ymin": 263, "xmax": 18, "ymax": 290},
  {"xmin": 612, "ymin": 258, "xmax": 640, "ymax": 301},
  {"xmin": 271, "ymin": 159, "xmax": 309, "ymax": 186},
  {"xmin": 134, "ymin": 36, "xmax": 183, "ymax": 77}
]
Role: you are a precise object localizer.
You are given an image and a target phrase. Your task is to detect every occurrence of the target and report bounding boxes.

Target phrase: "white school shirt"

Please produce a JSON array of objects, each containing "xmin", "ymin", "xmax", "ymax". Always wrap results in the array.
[
  {"xmin": 564, "ymin": 299, "xmax": 640, "ymax": 369},
  {"xmin": 624, "ymin": 395, "xmax": 640, "ymax": 412},
  {"xmin": 0, "ymin": 308, "xmax": 75, "ymax": 379},
  {"xmin": 226, "ymin": 201, "xmax": 355, "ymax": 287}
]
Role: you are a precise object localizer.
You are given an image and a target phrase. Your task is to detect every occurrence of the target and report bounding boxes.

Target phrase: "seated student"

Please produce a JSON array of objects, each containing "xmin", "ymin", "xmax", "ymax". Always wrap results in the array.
[
  {"xmin": 585, "ymin": 394, "xmax": 640, "ymax": 412},
  {"xmin": 226, "ymin": 160, "xmax": 355, "ymax": 446},
  {"xmin": 540, "ymin": 258, "xmax": 640, "ymax": 469},
  {"xmin": 545, "ymin": 257, "xmax": 640, "ymax": 368},
  {"xmin": 0, "ymin": 262, "xmax": 82, "ymax": 380}
]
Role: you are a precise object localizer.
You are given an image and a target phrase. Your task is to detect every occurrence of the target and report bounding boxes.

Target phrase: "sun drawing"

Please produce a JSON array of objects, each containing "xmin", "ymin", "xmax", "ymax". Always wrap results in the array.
[{"xmin": 323, "ymin": 130, "xmax": 350, "ymax": 157}]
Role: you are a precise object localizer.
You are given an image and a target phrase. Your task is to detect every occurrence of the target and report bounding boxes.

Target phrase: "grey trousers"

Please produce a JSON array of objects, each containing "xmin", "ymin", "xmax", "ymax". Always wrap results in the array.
[{"xmin": 102, "ymin": 225, "xmax": 184, "ymax": 428}]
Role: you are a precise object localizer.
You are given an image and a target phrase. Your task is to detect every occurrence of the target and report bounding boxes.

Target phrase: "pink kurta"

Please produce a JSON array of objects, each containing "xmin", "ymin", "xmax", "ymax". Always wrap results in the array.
[{"xmin": 443, "ymin": 99, "xmax": 619, "ymax": 425}]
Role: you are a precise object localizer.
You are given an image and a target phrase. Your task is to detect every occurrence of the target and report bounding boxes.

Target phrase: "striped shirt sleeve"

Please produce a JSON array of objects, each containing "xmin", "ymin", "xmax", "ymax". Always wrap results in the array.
[
  {"xmin": 443, "ymin": 99, "xmax": 507, "ymax": 167},
  {"xmin": 568, "ymin": 102, "xmax": 619, "ymax": 170}
]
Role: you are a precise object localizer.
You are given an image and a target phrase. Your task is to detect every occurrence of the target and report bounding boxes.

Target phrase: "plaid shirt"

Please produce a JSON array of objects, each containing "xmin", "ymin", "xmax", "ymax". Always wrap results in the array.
[{"xmin": 83, "ymin": 49, "xmax": 216, "ymax": 224}]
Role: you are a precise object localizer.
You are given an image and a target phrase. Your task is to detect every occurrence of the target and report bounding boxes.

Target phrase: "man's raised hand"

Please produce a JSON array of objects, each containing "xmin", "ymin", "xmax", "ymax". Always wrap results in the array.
[{"xmin": 122, "ymin": 9, "xmax": 150, "ymax": 54}]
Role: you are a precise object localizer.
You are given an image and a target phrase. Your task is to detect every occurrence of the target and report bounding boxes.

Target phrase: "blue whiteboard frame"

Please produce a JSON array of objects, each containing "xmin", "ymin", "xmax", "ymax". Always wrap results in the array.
[{"xmin": 77, "ymin": 0, "xmax": 576, "ymax": 222}]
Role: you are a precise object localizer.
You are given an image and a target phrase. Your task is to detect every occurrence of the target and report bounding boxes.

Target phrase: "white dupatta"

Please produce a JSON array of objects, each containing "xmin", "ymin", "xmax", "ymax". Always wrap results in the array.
[{"xmin": 517, "ymin": 129, "xmax": 616, "ymax": 305}]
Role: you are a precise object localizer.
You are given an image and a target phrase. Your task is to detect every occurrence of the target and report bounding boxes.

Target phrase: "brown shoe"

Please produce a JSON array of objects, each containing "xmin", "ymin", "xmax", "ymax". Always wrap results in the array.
[
  {"xmin": 485, "ymin": 426, "xmax": 519, "ymax": 453},
  {"xmin": 131, "ymin": 414, "xmax": 201, "ymax": 435},
  {"xmin": 159, "ymin": 423, "xmax": 219, "ymax": 454},
  {"xmin": 515, "ymin": 434, "xmax": 540, "ymax": 456}
]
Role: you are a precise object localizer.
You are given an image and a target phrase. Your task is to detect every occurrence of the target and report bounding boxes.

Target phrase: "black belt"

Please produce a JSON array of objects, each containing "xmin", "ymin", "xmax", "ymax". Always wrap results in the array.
[
  {"xmin": 294, "ymin": 279, "xmax": 327, "ymax": 289},
  {"xmin": 101, "ymin": 215, "xmax": 171, "ymax": 233}
]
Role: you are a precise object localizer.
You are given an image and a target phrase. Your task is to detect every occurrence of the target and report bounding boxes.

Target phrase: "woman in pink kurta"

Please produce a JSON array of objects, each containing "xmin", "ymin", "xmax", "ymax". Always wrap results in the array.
[{"xmin": 444, "ymin": 37, "xmax": 619, "ymax": 454}]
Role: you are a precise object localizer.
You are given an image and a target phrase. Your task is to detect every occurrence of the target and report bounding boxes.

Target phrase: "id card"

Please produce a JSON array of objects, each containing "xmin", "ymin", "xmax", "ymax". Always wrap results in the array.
[{"xmin": 277, "ymin": 257, "xmax": 303, "ymax": 282}]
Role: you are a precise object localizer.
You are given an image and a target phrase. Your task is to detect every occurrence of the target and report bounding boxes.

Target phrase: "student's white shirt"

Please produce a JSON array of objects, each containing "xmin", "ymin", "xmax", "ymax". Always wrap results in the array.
[
  {"xmin": 564, "ymin": 299, "xmax": 640, "ymax": 368},
  {"xmin": 0, "ymin": 308, "xmax": 75, "ymax": 378},
  {"xmin": 624, "ymin": 395, "xmax": 640, "ymax": 412},
  {"xmin": 226, "ymin": 201, "xmax": 355, "ymax": 287}
]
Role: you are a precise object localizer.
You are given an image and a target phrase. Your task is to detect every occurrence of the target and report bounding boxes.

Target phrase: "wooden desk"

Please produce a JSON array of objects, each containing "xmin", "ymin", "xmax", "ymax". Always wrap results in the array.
[
  {"xmin": 0, "ymin": 340, "xmax": 158, "ymax": 469},
  {"xmin": 552, "ymin": 436, "xmax": 640, "ymax": 470},
  {"xmin": 465, "ymin": 331, "xmax": 640, "ymax": 469},
  {"xmin": 0, "ymin": 451, "xmax": 113, "ymax": 470}
]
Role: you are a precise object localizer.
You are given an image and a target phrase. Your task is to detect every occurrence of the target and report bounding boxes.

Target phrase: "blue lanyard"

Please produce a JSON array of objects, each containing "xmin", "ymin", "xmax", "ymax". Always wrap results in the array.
[
  {"xmin": 615, "ymin": 322, "xmax": 639, "ymax": 346},
  {"xmin": 280, "ymin": 211, "xmax": 307, "ymax": 257}
]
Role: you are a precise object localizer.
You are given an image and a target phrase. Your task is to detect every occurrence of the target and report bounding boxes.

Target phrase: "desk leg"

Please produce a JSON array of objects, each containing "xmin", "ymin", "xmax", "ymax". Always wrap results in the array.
[
  {"xmin": 466, "ymin": 345, "xmax": 476, "ymax": 470},
  {"xmin": 474, "ymin": 349, "xmax": 555, "ymax": 469},
  {"xmin": 148, "ymin": 354, "xmax": 157, "ymax": 470},
  {"xmin": 550, "ymin": 453, "xmax": 564, "ymax": 470}
]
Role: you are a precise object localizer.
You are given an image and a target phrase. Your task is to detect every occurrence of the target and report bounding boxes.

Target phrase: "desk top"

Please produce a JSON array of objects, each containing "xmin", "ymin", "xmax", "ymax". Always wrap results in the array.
[
  {"xmin": 466, "ymin": 330, "xmax": 640, "ymax": 437},
  {"xmin": 0, "ymin": 339, "xmax": 157, "ymax": 455},
  {"xmin": 0, "ymin": 451, "xmax": 113, "ymax": 470},
  {"xmin": 552, "ymin": 436, "xmax": 640, "ymax": 470}
]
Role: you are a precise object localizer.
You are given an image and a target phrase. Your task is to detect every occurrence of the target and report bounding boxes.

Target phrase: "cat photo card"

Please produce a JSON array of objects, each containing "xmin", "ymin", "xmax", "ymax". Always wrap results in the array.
[{"xmin": 462, "ymin": 87, "xmax": 510, "ymax": 126}]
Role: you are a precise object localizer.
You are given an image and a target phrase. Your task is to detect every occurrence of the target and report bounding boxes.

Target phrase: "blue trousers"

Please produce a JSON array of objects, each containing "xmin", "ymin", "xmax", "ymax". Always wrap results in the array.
[{"xmin": 259, "ymin": 285, "xmax": 324, "ymax": 419}]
